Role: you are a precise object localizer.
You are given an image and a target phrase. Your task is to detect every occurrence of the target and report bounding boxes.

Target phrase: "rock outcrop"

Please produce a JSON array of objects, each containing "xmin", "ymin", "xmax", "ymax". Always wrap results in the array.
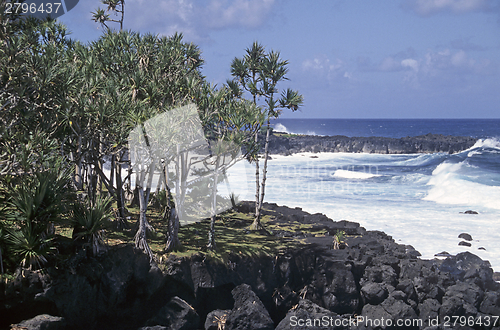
[
  {"xmin": 3, "ymin": 202, "xmax": 500, "ymax": 330},
  {"xmin": 261, "ymin": 133, "xmax": 477, "ymax": 155}
]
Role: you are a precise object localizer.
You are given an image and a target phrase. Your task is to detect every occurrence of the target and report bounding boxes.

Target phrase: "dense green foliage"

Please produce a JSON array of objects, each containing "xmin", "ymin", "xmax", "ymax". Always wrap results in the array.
[{"xmin": 0, "ymin": 2, "xmax": 300, "ymax": 272}]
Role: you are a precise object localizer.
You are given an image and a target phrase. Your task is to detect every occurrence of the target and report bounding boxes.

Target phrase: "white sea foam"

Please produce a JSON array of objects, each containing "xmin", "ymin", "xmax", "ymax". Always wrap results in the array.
[
  {"xmin": 274, "ymin": 123, "xmax": 288, "ymax": 133},
  {"xmin": 273, "ymin": 123, "xmax": 317, "ymax": 136},
  {"xmin": 423, "ymin": 161, "xmax": 500, "ymax": 211},
  {"xmin": 390, "ymin": 173, "xmax": 428, "ymax": 185},
  {"xmin": 468, "ymin": 150, "xmax": 482, "ymax": 157},
  {"xmin": 254, "ymin": 152, "xmax": 500, "ymax": 271},
  {"xmin": 462, "ymin": 137, "xmax": 500, "ymax": 153},
  {"xmin": 393, "ymin": 153, "xmax": 445, "ymax": 167},
  {"xmin": 333, "ymin": 169, "xmax": 381, "ymax": 179}
]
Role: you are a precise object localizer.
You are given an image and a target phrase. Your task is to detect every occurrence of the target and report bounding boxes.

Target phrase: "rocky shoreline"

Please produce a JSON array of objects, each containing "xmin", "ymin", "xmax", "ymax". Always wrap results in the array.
[
  {"xmin": 2, "ymin": 202, "xmax": 499, "ymax": 330},
  {"xmin": 262, "ymin": 133, "xmax": 477, "ymax": 155}
]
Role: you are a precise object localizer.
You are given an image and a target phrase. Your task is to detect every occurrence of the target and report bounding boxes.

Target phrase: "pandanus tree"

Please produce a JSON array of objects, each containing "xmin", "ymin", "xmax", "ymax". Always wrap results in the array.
[
  {"xmin": 128, "ymin": 103, "xmax": 207, "ymax": 255},
  {"xmin": 0, "ymin": 10, "xmax": 77, "ymax": 270},
  {"xmin": 0, "ymin": 13, "xmax": 76, "ymax": 160},
  {"xmin": 92, "ymin": 0, "xmax": 125, "ymax": 31},
  {"xmin": 94, "ymin": 30, "xmax": 204, "ymax": 259},
  {"xmin": 230, "ymin": 43, "xmax": 303, "ymax": 230},
  {"xmin": 198, "ymin": 85, "xmax": 262, "ymax": 250},
  {"xmin": 62, "ymin": 29, "xmax": 205, "ymax": 258}
]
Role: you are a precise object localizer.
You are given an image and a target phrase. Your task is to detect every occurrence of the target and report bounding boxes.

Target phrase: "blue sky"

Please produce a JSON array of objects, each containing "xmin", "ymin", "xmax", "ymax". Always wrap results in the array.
[{"xmin": 58, "ymin": 0, "xmax": 500, "ymax": 118}]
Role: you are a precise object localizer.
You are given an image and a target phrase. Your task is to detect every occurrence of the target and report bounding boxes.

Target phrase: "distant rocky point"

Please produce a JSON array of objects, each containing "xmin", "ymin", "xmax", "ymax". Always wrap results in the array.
[{"xmin": 261, "ymin": 132, "xmax": 477, "ymax": 155}]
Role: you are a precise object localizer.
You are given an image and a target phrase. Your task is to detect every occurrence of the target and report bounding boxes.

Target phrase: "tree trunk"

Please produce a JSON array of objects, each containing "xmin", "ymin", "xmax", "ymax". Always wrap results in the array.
[
  {"xmin": 94, "ymin": 160, "xmax": 114, "ymax": 197},
  {"xmin": 97, "ymin": 132, "xmax": 104, "ymax": 194},
  {"xmin": 115, "ymin": 151, "xmax": 128, "ymax": 230},
  {"xmin": 110, "ymin": 153, "xmax": 115, "ymax": 195},
  {"xmin": 207, "ymin": 158, "xmax": 220, "ymax": 251},
  {"xmin": 75, "ymin": 135, "xmax": 83, "ymax": 190},
  {"xmin": 253, "ymin": 130, "xmax": 260, "ymax": 217},
  {"xmin": 252, "ymin": 119, "xmax": 271, "ymax": 230},
  {"xmin": 164, "ymin": 202, "xmax": 180, "ymax": 252},
  {"xmin": 134, "ymin": 178, "xmax": 153, "ymax": 261},
  {"xmin": 145, "ymin": 164, "xmax": 154, "ymax": 205},
  {"xmin": 89, "ymin": 139, "xmax": 98, "ymax": 201},
  {"xmin": 0, "ymin": 246, "xmax": 4, "ymax": 275},
  {"xmin": 207, "ymin": 214, "xmax": 216, "ymax": 251},
  {"xmin": 126, "ymin": 149, "xmax": 137, "ymax": 206},
  {"xmin": 143, "ymin": 163, "xmax": 155, "ymax": 232},
  {"xmin": 164, "ymin": 164, "xmax": 181, "ymax": 252},
  {"xmin": 178, "ymin": 151, "xmax": 187, "ymax": 220},
  {"xmin": 129, "ymin": 170, "xmax": 140, "ymax": 208}
]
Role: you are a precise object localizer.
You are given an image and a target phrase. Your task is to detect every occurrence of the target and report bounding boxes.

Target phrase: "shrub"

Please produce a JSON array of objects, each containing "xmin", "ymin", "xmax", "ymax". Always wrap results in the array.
[
  {"xmin": 71, "ymin": 194, "xmax": 113, "ymax": 257},
  {"xmin": 6, "ymin": 219, "xmax": 55, "ymax": 270}
]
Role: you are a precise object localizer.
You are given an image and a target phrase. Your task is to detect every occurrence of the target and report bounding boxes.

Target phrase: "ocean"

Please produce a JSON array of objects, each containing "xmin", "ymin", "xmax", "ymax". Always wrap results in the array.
[
  {"xmin": 270, "ymin": 118, "xmax": 500, "ymax": 139},
  {"xmin": 228, "ymin": 119, "xmax": 500, "ymax": 271}
]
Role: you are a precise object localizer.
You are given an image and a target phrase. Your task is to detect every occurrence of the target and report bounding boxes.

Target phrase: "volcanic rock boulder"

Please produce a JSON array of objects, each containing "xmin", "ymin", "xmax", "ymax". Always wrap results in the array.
[
  {"xmin": 146, "ymin": 296, "xmax": 200, "ymax": 330},
  {"xmin": 458, "ymin": 233, "xmax": 473, "ymax": 241},
  {"xmin": 360, "ymin": 282, "xmax": 388, "ymax": 305},
  {"xmin": 224, "ymin": 284, "xmax": 274, "ymax": 330},
  {"xmin": 12, "ymin": 314, "xmax": 66, "ymax": 330},
  {"xmin": 275, "ymin": 298, "xmax": 342, "ymax": 330},
  {"xmin": 440, "ymin": 252, "xmax": 499, "ymax": 291},
  {"xmin": 204, "ymin": 309, "xmax": 231, "ymax": 330}
]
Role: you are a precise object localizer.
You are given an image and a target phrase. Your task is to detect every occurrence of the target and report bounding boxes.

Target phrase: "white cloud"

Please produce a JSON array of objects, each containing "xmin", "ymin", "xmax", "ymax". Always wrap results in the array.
[
  {"xmin": 126, "ymin": 0, "xmax": 275, "ymax": 42},
  {"xmin": 301, "ymin": 55, "xmax": 352, "ymax": 84},
  {"xmin": 401, "ymin": 58, "xmax": 419, "ymax": 72},
  {"xmin": 379, "ymin": 57, "xmax": 403, "ymax": 71},
  {"xmin": 205, "ymin": 0, "xmax": 275, "ymax": 29},
  {"xmin": 450, "ymin": 50, "xmax": 474, "ymax": 67},
  {"xmin": 302, "ymin": 57, "xmax": 343, "ymax": 71},
  {"xmin": 358, "ymin": 48, "xmax": 494, "ymax": 90},
  {"xmin": 403, "ymin": 0, "xmax": 494, "ymax": 15},
  {"xmin": 423, "ymin": 48, "xmax": 487, "ymax": 73},
  {"xmin": 400, "ymin": 58, "xmax": 420, "ymax": 87}
]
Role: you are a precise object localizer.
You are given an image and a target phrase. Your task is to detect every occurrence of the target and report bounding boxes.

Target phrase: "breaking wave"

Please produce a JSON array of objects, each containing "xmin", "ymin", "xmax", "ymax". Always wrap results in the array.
[
  {"xmin": 333, "ymin": 169, "xmax": 381, "ymax": 179},
  {"xmin": 273, "ymin": 123, "xmax": 317, "ymax": 136}
]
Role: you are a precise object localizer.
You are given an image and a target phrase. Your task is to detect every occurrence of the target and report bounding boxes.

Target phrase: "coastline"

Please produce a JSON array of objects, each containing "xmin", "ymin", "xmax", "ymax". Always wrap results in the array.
[
  {"xmin": 248, "ymin": 132, "xmax": 500, "ymax": 272},
  {"xmin": 4, "ymin": 202, "xmax": 500, "ymax": 330},
  {"xmin": 261, "ymin": 132, "xmax": 477, "ymax": 155},
  {"xmin": 3, "ymin": 134, "xmax": 499, "ymax": 329}
]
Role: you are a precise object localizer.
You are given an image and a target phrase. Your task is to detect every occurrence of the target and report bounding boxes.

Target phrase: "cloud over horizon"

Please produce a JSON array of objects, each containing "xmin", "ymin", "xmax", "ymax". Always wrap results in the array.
[{"xmin": 60, "ymin": 1, "xmax": 500, "ymax": 118}]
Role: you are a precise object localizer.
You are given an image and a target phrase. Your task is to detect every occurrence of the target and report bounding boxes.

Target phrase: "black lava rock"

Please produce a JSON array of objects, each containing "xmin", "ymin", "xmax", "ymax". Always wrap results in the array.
[
  {"xmin": 458, "ymin": 233, "xmax": 473, "ymax": 241},
  {"xmin": 13, "ymin": 314, "xmax": 66, "ymax": 330},
  {"xmin": 224, "ymin": 284, "xmax": 274, "ymax": 330},
  {"xmin": 361, "ymin": 282, "xmax": 388, "ymax": 305},
  {"xmin": 275, "ymin": 299, "xmax": 341, "ymax": 330},
  {"xmin": 146, "ymin": 296, "xmax": 200, "ymax": 330},
  {"xmin": 4, "ymin": 203, "xmax": 500, "ymax": 330},
  {"xmin": 262, "ymin": 133, "xmax": 477, "ymax": 155}
]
